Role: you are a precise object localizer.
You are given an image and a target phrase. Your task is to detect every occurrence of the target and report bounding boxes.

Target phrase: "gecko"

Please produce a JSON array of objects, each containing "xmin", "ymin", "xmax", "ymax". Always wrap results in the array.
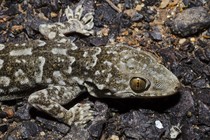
[{"xmin": 0, "ymin": 4, "xmax": 180, "ymax": 126}]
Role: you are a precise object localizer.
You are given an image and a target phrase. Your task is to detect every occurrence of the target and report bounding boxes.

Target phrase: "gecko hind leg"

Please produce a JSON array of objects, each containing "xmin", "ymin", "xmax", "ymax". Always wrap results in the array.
[{"xmin": 28, "ymin": 85, "xmax": 93, "ymax": 126}]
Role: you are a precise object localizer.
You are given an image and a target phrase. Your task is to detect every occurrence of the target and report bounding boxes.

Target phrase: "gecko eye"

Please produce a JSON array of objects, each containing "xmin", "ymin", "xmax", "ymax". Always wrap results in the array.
[{"xmin": 130, "ymin": 77, "xmax": 149, "ymax": 93}]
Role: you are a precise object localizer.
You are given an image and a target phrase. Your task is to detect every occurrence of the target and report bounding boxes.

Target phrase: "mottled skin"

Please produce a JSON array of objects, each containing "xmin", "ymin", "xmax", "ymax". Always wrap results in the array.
[
  {"xmin": 0, "ymin": 4, "xmax": 180, "ymax": 126},
  {"xmin": 0, "ymin": 42, "xmax": 179, "ymax": 99}
]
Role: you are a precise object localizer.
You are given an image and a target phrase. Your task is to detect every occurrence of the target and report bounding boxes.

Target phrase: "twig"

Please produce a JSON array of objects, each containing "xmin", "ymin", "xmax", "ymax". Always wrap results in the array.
[{"xmin": 105, "ymin": 0, "xmax": 122, "ymax": 13}]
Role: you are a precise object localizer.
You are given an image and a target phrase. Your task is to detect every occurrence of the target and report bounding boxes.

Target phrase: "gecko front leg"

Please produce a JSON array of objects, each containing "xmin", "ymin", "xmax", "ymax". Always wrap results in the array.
[
  {"xmin": 28, "ymin": 85, "xmax": 93, "ymax": 126},
  {"xmin": 39, "ymin": 4, "xmax": 94, "ymax": 40}
]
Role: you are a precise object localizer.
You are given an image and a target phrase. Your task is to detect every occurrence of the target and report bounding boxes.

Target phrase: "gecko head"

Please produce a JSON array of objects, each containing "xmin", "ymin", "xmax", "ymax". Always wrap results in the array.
[
  {"xmin": 109, "ymin": 47, "xmax": 181, "ymax": 98},
  {"xmin": 110, "ymin": 69, "xmax": 180, "ymax": 98},
  {"xmin": 88, "ymin": 45, "xmax": 180, "ymax": 98}
]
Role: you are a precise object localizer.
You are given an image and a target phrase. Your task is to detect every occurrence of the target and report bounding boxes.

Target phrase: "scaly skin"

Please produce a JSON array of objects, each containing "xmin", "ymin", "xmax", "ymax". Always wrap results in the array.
[{"xmin": 0, "ymin": 4, "xmax": 180, "ymax": 126}]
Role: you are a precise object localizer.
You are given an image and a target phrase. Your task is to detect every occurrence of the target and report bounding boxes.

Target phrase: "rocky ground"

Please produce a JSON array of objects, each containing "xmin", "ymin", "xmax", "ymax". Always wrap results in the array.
[{"xmin": 0, "ymin": 0, "xmax": 210, "ymax": 139}]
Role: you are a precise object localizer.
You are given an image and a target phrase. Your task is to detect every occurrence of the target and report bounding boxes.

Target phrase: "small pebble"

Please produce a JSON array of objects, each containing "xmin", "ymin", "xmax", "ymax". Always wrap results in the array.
[
  {"xmin": 150, "ymin": 31, "xmax": 162, "ymax": 41},
  {"xmin": 168, "ymin": 7, "xmax": 210, "ymax": 37}
]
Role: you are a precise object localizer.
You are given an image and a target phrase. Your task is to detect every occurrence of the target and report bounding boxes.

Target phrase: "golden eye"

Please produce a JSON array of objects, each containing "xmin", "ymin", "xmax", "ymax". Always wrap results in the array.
[{"xmin": 130, "ymin": 77, "xmax": 149, "ymax": 93}]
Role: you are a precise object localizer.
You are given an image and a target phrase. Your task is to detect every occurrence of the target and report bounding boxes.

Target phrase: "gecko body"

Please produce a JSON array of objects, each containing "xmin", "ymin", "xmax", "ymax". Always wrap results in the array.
[{"xmin": 0, "ymin": 4, "xmax": 180, "ymax": 126}]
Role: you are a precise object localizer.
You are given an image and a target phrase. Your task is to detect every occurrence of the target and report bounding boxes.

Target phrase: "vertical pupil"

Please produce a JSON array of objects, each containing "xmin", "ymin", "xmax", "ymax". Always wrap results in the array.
[{"xmin": 137, "ymin": 80, "xmax": 140, "ymax": 88}]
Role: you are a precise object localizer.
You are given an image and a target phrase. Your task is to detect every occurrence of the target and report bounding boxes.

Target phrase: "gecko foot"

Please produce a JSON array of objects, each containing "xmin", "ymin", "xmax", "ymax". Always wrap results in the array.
[
  {"xmin": 39, "ymin": 4, "xmax": 94, "ymax": 40},
  {"xmin": 65, "ymin": 103, "xmax": 94, "ymax": 126},
  {"xmin": 65, "ymin": 4, "xmax": 94, "ymax": 35}
]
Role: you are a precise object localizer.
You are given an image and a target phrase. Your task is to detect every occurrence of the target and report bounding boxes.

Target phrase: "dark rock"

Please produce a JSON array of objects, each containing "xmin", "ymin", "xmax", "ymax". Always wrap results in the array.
[
  {"xmin": 87, "ymin": 101, "xmax": 108, "ymax": 138},
  {"xmin": 88, "ymin": 121, "xmax": 104, "ymax": 138},
  {"xmin": 0, "ymin": 124, "xmax": 8, "ymax": 133},
  {"xmin": 143, "ymin": 22, "xmax": 151, "ymax": 30},
  {"xmin": 94, "ymin": 101, "xmax": 109, "ymax": 115},
  {"xmin": 143, "ymin": 0, "xmax": 160, "ymax": 6},
  {"xmin": 3, "ymin": 4, "xmax": 20, "ymax": 16},
  {"xmin": 6, "ymin": 121, "xmax": 40, "ymax": 139},
  {"xmin": 168, "ymin": 7, "xmax": 210, "ymax": 37},
  {"xmin": 29, "ymin": 0, "xmax": 51, "ymax": 9},
  {"xmin": 0, "ymin": 110, "xmax": 8, "ymax": 118},
  {"xmin": 119, "ymin": 110, "xmax": 169, "ymax": 139},
  {"xmin": 117, "ymin": 13, "xmax": 132, "ymax": 28},
  {"xmin": 15, "ymin": 104, "xmax": 31, "ymax": 120},
  {"xmin": 197, "ymin": 39, "xmax": 208, "ymax": 48},
  {"xmin": 182, "ymin": 0, "xmax": 190, "ymax": 6},
  {"xmin": 198, "ymin": 101, "xmax": 210, "ymax": 126},
  {"xmin": 184, "ymin": 0, "xmax": 205, "ymax": 7},
  {"xmin": 62, "ymin": 125, "xmax": 90, "ymax": 140},
  {"xmin": 179, "ymin": 41, "xmax": 195, "ymax": 53},
  {"xmin": 10, "ymin": 14, "xmax": 24, "ymax": 25},
  {"xmin": 94, "ymin": 3, "xmax": 118, "ymax": 27},
  {"xmin": 182, "ymin": 70, "xmax": 196, "ymax": 85},
  {"xmin": 195, "ymin": 88, "xmax": 210, "ymax": 106},
  {"xmin": 182, "ymin": 120, "xmax": 203, "ymax": 140},
  {"xmin": 141, "ymin": 7, "xmax": 156, "ymax": 22},
  {"xmin": 124, "ymin": 0, "xmax": 135, "ymax": 9},
  {"xmin": 131, "ymin": 12, "xmax": 144, "ymax": 22},
  {"xmin": 167, "ymin": 87, "xmax": 194, "ymax": 118},
  {"xmin": 0, "ymin": 22, "xmax": 7, "ymax": 32},
  {"xmin": 124, "ymin": 128, "xmax": 143, "ymax": 139},
  {"xmin": 205, "ymin": 48, "xmax": 210, "ymax": 60},
  {"xmin": 94, "ymin": 2, "xmax": 131, "ymax": 38},
  {"xmin": 192, "ymin": 78, "xmax": 207, "ymax": 88},
  {"xmin": 20, "ymin": 121, "xmax": 39, "ymax": 138},
  {"xmin": 24, "ymin": 16, "xmax": 45, "ymax": 38},
  {"xmin": 150, "ymin": 31, "xmax": 162, "ymax": 41},
  {"xmin": 182, "ymin": 58, "xmax": 208, "ymax": 78},
  {"xmin": 194, "ymin": 48, "xmax": 209, "ymax": 63},
  {"xmin": 40, "ymin": 7, "xmax": 52, "ymax": 18},
  {"xmin": 205, "ymin": 27, "xmax": 210, "ymax": 36},
  {"xmin": 89, "ymin": 37, "xmax": 108, "ymax": 47},
  {"xmin": 36, "ymin": 117, "xmax": 70, "ymax": 134},
  {"xmin": 6, "ymin": 136, "xmax": 17, "ymax": 140}
]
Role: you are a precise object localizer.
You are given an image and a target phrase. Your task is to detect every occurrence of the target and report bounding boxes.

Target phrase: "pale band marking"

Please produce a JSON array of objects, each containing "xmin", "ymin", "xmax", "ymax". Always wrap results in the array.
[
  {"xmin": 35, "ymin": 56, "xmax": 45, "ymax": 83},
  {"xmin": 104, "ymin": 60, "xmax": 113, "ymax": 67},
  {"xmin": 48, "ymin": 32, "xmax": 56, "ymax": 40},
  {"xmin": 64, "ymin": 66, "xmax": 72, "ymax": 74},
  {"xmin": 94, "ymin": 70, "xmax": 100, "ymax": 75},
  {"xmin": 0, "ymin": 76, "xmax": 10, "ymax": 87},
  {"xmin": 10, "ymin": 48, "xmax": 32, "ymax": 56},
  {"xmin": 9, "ymin": 87, "xmax": 20, "ymax": 93},
  {"xmin": 53, "ymin": 71, "xmax": 66, "ymax": 85},
  {"xmin": 72, "ymin": 77, "xmax": 84, "ymax": 85},
  {"xmin": 64, "ymin": 56, "xmax": 75, "ymax": 74},
  {"xmin": 46, "ymin": 78, "xmax": 52, "ymax": 83},
  {"xmin": 70, "ymin": 43, "xmax": 78, "ymax": 50},
  {"xmin": 0, "ymin": 59, "xmax": 4, "ymax": 69},
  {"xmin": 21, "ymin": 43, "xmax": 26, "ymax": 46},
  {"xmin": 86, "ymin": 47, "xmax": 101, "ymax": 69},
  {"xmin": 91, "ymin": 47, "xmax": 101, "ymax": 67},
  {"xmin": 15, "ymin": 59, "xmax": 26, "ymax": 64},
  {"xmin": 83, "ymin": 51, "xmax": 88, "ymax": 57},
  {"xmin": 68, "ymin": 56, "xmax": 76, "ymax": 64},
  {"xmin": 0, "ymin": 88, "xmax": 4, "ymax": 93},
  {"xmin": 37, "ymin": 40, "xmax": 46, "ymax": 47},
  {"xmin": 105, "ymin": 73, "xmax": 112, "ymax": 83},
  {"xmin": 58, "ymin": 38, "xmax": 67, "ymax": 43},
  {"xmin": 14, "ymin": 69, "xmax": 29, "ymax": 85},
  {"xmin": 51, "ymin": 48, "xmax": 67, "ymax": 55},
  {"xmin": 0, "ymin": 44, "xmax": 5, "ymax": 51}
]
